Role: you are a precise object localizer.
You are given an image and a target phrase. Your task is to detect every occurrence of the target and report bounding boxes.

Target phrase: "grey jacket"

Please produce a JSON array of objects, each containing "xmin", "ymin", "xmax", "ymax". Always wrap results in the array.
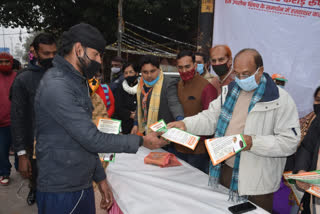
[
  {"xmin": 35, "ymin": 55, "xmax": 142, "ymax": 192},
  {"xmin": 134, "ymin": 76, "xmax": 184, "ymax": 126}
]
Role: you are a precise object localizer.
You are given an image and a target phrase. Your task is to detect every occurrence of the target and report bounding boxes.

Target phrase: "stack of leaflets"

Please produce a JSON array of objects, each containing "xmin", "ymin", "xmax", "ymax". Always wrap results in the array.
[
  {"xmin": 96, "ymin": 118, "xmax": 122, "ymax": 162},
  {"xmin": 149, "ymin": 120, "xmax": 200, "ymax": 150}
]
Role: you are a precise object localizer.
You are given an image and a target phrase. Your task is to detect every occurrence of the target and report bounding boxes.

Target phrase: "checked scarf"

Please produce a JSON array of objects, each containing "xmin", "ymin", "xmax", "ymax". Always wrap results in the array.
[{"xmin": 209, "ymin": 75, "xmax": 266, "ymax": 202}]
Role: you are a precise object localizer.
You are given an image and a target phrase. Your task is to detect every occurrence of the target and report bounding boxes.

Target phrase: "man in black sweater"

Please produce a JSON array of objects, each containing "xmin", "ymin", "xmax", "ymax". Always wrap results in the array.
[{"xmin": 10, "ymin": 33, "xmax": 57, "ymax": 205}]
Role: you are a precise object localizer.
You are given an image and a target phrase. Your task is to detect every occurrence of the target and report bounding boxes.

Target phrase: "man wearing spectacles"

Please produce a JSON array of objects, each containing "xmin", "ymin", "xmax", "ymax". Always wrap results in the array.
[{"xmin": 168, "ymin": 48, "xmax": 300, "ymax": 212}]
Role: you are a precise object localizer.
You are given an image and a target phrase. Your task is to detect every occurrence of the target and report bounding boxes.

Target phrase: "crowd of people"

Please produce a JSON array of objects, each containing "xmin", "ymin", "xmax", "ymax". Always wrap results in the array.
[{"xmin": 0, "ymin": 23, "xmax": 319, "ymax": 214}]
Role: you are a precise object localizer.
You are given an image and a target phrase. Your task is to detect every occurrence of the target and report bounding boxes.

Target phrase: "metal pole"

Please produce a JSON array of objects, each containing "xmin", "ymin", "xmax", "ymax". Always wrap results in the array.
[
  {"xmin": 117, "ymin": 0, "xmax": 123, "ymax": 57},
  {"xmin": 2, "ymin": 26, "xmax": 6, "ymax": 48},
  {"xmin": 197, "ymin": 0, "xmax": 215, "ymax": 54},
  {"xmin": 10, "ymin": 37, "xmax": 13, "ymax": 54}
]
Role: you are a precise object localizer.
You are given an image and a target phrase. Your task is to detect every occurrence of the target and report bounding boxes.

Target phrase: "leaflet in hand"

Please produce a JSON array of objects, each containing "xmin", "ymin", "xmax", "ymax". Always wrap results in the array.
[
  {"xmin": 286, "ymin": 170, "xmax": 320, "ymax": 186},
  {"xmin": 149, "ymin": 120, "xmax": 200, "ymax": 150},
  {"xmin": 97, "ymin": 118, "xmax": 121, "ymax": 134},
  {"xmin": 283, "ymin": 171, "xmax": 304, "ymax": 205},
  {"xmin": 97, "ymin": 118, "xmax": 121, "ymax": 162},
  {"xmin": 284, "ymin": 170, "xmax": 320, "ymax": 198},
  {"xmin": 205, "ymin": 134, "xmax": 247, "ymax": 166}
]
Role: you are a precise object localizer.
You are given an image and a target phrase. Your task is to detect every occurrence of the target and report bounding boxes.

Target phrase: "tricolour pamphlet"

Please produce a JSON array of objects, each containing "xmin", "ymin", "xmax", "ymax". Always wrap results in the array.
[
  {"xmin": 149, "ymin": 120, "xmax": 200, "ymax": 150},
  {"xmin": 205, "ymin": 134, "xmax": 247, "ymax": 166},
  {"xmin": 283, "ymin": 171, "xmax": 304, "ymax": 205},
  {"xmin": 96, "ymin": 118, "xmax": 122, "ymax": 162},
  {"xmin": 284, "ymin": 170, "xmax": 320, "ymax": 199}
]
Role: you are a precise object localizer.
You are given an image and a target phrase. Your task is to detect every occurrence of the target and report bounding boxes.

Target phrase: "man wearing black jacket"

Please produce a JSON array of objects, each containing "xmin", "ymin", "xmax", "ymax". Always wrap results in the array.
[
  {"xmin": 34, "ymin": 23, "xmax": 166, "ymax": 214},
  {"xmin": 10, "ymin": 33, "xmax": 57, "ymax": 205}
]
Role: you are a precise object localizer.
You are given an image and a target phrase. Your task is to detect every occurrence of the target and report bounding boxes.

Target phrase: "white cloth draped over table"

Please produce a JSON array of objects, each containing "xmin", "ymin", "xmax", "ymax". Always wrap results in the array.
[{"xmin": 106, "ymin": 147, "xmax": 268, "ymax": 214}]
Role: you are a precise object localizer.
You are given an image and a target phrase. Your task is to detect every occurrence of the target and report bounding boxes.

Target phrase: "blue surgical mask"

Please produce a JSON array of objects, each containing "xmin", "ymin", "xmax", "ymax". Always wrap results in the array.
[
  {"xmin": 196, "ymin": 64, "xmax": 205, "ymax": 75},
  {"xmin": 279, "ymin": 85, "xmax": 285, "ymax": 88},
  {"xmin": 143, "ymin": 74, "xmax": 160, "ymax": 87},
  {"xmin": 235, "ymin": 68, "xmax": 260, "ymax": 91}
]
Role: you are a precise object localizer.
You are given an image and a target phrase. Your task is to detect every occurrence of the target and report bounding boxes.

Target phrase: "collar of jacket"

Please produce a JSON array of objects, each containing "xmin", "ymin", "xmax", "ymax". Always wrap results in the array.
[
  {"xmin": 52, "ymin": 55, "xmax": 86, "ymax": 81},
  {"xmin": 26, "ymin": 62, "xmax": 46, "ymax": 72},
  {"xmin": 228, "ymin": 73, "xmax": 279, "ymax": 102}
]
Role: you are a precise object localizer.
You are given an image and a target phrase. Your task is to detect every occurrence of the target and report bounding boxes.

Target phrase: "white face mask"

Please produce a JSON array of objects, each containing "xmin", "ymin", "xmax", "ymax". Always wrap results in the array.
[{"xmin": 111, "ymin": 67, "xmax": 121, "ymax": 73}]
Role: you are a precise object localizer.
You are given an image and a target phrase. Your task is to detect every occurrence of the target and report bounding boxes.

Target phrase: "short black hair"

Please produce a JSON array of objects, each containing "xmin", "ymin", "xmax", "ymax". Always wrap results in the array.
[
  {"xmin": 139, "ymin": 55, "xmax": 160, "ymax": 71},
  {"xmin": 59, "ymin": 41, "xmax": 76, "ymax": 57},
  {"xmin": 33, "ymin": 33, "xmax": 56, "ymax": 51},
  {"xmin": 177, "ymin": 50, "xmax": 195, "ymax": 63},
  {"xmin": 314, "ymin": 86, "xmax": 320, "ymax": 99},
  {"xmin": 123, "ymin": 62, "xmax": 139, "ymax": 73},
  {"xmin": 234, "ymin": 48, "xmax": 263, "ymax": 69},
  {"xmin": 12, "ymin": 59, "xmax": 21, "ymax": 70},
  {"xmin": 194, "ymin": 52, "xmax": 208, "ymax": 63},
  {"xmin": 112, "ymin": 56, "xmax": 124, "ymax": 63}
]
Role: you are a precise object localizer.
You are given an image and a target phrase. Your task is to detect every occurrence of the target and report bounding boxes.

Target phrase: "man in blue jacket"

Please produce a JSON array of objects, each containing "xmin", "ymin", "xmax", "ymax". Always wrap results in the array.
[{"xmin": 34, "ymin": 23, "xmax": 166, "ymax": 214}]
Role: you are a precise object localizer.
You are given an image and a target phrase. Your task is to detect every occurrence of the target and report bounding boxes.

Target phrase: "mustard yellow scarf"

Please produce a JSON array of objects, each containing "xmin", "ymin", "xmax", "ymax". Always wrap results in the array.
[{"xmin": 136, "ymin": 70, "xmax": 164, "ymax": 134}]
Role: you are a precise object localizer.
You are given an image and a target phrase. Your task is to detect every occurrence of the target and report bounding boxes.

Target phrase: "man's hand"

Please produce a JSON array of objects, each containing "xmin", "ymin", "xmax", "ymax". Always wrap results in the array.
[
  {"xmin": 130, "ymin": 111, "xmax": 136, "ymax": 119},
  {"xmin": 143, "ymin": 132, "xmax": 168, "ymax": 150},
  {"xmin": 131, "ymin": 125, "xmax": 138, "ymax": 135},
  {"xmin": 296, "ymin": 170, "xmax": 311, "ymax": 191},
  {"xmin": 167, "ymin": 121, "xmax": 186, "ymax": 131},
  {"xmin": 97, "ymin": 179, "xmax": 114, "ymax": 210},
  {"xmin": 242, "ymin": 135, "xmax": 252, "ymax": 151},
  {"xmin": 19, "ymin": 155, "xmax": 32, "ymax": 178}
]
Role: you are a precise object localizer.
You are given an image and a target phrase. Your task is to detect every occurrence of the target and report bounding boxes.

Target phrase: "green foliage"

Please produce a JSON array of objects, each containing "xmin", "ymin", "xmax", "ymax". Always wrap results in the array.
[{"xmin": 0, "ymin": 0, "xmax": 198, "ymax": 45}]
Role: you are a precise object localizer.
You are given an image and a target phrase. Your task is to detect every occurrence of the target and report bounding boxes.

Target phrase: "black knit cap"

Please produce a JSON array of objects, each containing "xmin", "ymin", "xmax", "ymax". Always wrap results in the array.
[{"xmin": 61, "ymin": 23, "xmax": 106, "ymax": 54}]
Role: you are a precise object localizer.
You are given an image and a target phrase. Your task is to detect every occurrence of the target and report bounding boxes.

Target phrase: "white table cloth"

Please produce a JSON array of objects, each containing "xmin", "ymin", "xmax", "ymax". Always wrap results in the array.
[{"xmin": 107, "ymin": 147, "xmax": 268, "ymax": 214}]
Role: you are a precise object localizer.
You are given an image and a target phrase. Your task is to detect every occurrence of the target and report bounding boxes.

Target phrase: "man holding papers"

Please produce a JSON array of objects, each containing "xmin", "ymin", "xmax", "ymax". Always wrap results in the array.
[
  {"xmin": 171, "ymin": 50, "xmax": 217, "ymax": 173},
  {"xmin": 168, "ymin": 48, "xmax": 300, "ymax": 212},
  {"xmin": 294, "ymin": 114, "xmax": 320, "ymax": 213},
  {"xmin": 34, "ymin": 24, "xmax": 167, "ymax": 214}
]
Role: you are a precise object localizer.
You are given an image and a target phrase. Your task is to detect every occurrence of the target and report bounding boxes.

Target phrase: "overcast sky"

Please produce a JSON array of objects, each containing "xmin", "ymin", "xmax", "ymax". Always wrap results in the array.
[{"xmin": 0, "ymin": 26, "xmax": 32, "ymax": 61}]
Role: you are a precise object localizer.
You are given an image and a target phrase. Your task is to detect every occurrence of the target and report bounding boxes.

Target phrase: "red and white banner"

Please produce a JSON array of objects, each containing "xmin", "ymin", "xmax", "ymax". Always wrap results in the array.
[{"xmin": 213, "ymin": 0, "xmax": 320, "ymax": 116}]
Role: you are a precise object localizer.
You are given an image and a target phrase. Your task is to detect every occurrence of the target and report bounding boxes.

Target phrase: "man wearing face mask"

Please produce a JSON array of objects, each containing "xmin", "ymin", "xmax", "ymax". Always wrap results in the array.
[
  {"xmin": 168, "ymin": 49, "xmax": 300, "ymax": 212},
  {"xmin": 172, "ymin": 50, "xmax": 217, "ymax": 173},
  {"xmin": 10, "ymin": 33, "xmax": 57, "ymax": 206},
  {"xmin": 109, "ymin": 56, "xmax": 125, "ymax": 94},
  {"xmin": 34, "ymin": 24, "xmax": 167, "ymax": 214},
  {"xmin": 0, "ymin": 52, "xmax": 17, "ymax": 186},
  {"xmin": 131, "ymin": 55, "xmax": 184, "ymax": 136},
  {"xmin": 195, "ymin": 52, "xmax": 214, "ymax": 83},
  {"xmin": 210, "ymin": 45, "xmax": 235, "ymax": 96}
]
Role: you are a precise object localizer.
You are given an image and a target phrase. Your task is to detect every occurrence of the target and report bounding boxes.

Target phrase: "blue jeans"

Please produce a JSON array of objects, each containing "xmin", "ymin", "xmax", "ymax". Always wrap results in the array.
[
  {"xmin": 0, "ymin": 126, "xmax": 12, "ymax": 176},
  {"xmin": 37, "ymin": 187, "xmax": 95, "ymax": 214},
  {"xmin": 168, "ymin": 146, "xmax": 209, "ymax": 174}
]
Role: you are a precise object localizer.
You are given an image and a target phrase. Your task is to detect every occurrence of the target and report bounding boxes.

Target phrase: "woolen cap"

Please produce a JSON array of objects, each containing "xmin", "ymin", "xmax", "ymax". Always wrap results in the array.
[{"xmin": 61, "ymin": 23, "xmax": 106, "ymax": 54}]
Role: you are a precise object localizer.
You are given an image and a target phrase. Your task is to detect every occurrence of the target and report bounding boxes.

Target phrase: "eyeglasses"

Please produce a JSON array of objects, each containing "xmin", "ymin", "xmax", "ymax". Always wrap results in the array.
[{"xmin": 234, "ymin": 67, "xmax": 261, "ymax": 80}]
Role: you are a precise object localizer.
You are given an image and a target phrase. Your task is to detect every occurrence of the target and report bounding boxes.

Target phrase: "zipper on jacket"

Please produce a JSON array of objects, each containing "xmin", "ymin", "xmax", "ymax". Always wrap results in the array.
[{"xmin": 85, "ymin": 80, "xmax": 90, "ymax": 98}]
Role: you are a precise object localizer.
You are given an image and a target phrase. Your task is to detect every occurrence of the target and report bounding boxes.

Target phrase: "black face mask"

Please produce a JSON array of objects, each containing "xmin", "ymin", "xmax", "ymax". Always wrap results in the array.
[
  {"xmin": 125, "ymin": 75, "xmax": 138, "ymax": 86},
  {"xmin": 212, "ymin": 63, "xmax": 229, "ymax": 77},
  {"xmin": 38, "ymin": 58, "xmax": 54, "ymax": 70},
  {"xmin": 77, "ymin": 50, "xmax": 101, "ymax": 79},
  {"xmin": 314, "ymin": 104, "xmax": 320, "ymax": 116}
]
